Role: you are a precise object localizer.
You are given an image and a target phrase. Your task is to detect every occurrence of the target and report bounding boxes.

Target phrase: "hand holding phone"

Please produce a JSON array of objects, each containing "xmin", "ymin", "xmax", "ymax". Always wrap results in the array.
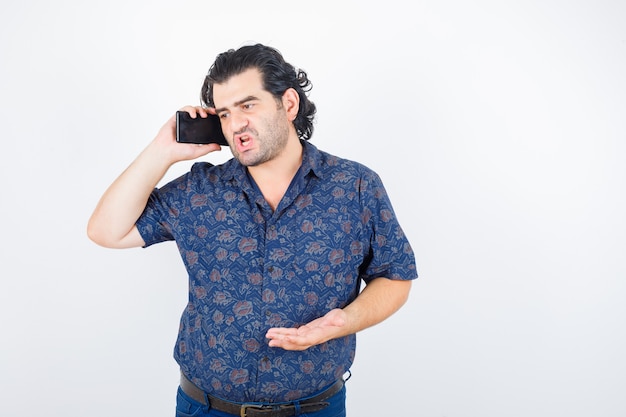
[{"xmin": 176, "ymin": 111, "xmax": 228, "ymax": 146}]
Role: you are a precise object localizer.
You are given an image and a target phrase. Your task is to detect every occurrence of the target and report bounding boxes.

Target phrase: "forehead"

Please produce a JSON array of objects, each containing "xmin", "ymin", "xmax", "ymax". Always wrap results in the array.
[{"xmin": 212, "ymin": 68, "xmax": 266, "ymax": 108}]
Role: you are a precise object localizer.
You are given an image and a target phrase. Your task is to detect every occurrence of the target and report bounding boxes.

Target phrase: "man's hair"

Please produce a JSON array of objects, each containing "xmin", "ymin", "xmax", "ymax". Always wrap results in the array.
[{"xmin": 201, "ymin": 43, "xmax": 317, "ymax": 141}]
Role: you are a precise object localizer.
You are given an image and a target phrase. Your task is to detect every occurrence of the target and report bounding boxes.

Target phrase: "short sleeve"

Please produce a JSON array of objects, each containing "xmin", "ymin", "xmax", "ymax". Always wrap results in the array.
[{"xmin": 358, "ymin": 169, "xmax": 418, "ymax": 283}]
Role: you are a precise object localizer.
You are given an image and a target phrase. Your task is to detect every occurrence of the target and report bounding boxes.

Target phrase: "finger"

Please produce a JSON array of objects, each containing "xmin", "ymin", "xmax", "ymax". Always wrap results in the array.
[
  {"xmin": 191, "ymin": 143, "xmax": 221, "ymax": 154},
  {"xmin": 266, "ymin": 328, "xmax": 298, "ymax": 338},
  {"xmin": 177, "ymin": 142, "xmax": 221, "ymax": 160},
  {"xmin": 268, "ymin": 336, "xmax": 310, "ymax": 351},
  {"xmin": 196, "ymin": 107, "xmax": 209, "ymax": 118},
  {"xmin": 179, "ymin": 105, "xmax": 200, "ymax": 118}
]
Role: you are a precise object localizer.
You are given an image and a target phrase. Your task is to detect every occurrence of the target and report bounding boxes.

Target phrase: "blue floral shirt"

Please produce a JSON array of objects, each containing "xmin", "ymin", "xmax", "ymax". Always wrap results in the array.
[{"xmin": 136, "ymin": 141, "xmax": 417, "ymax": 402}]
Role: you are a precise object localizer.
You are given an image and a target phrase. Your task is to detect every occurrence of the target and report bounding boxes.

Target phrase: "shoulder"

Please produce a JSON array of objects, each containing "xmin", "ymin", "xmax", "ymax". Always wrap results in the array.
[
  {"xmin": 188, "ymin": 158, "xmax": 235, "ymax": 176},
  {"xmin": 307, "ymin": 142, "xmax": 379, "ymax": 182},
  {"xmin": 185, "ymin": 158, "xmax": 239, "ymax": 187}
]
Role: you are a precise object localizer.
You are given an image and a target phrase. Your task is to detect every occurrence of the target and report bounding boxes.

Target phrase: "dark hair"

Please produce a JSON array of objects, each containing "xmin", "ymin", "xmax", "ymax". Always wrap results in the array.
[{"xmin": 201, "ymin": 44, "xmax": 317, "ymax": 140}]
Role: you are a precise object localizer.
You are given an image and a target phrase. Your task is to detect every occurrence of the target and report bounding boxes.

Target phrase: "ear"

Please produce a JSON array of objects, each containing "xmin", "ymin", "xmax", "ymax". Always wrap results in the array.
[{"xmin": 281, "ymin": 88, "xmax": 300, "ymax": 122}]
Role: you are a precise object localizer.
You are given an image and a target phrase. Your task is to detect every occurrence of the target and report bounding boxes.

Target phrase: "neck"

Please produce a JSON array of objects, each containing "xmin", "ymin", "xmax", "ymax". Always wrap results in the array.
[
  {"xmin": 248, "ymin": 136, "xmax": 303, "ymax": 211},
  {"xmin": 248, "ymin": 136, "xmax": 303, "ymax": 181}
]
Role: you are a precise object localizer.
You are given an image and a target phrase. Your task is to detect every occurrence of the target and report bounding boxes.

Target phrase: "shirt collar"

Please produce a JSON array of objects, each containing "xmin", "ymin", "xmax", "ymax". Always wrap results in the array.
[
  {"xmin": 300, "ymin": 140, "xmax": 324, "ymax": 180},
  {"xmin": 222, "ymin": 140, "xmax": 325, "ymax": 185}
]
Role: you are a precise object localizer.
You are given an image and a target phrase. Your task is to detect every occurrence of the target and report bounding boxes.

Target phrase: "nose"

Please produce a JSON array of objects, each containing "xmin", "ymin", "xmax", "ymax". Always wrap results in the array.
[{"xmin": 229, "ymin": 112, "xmax": 249, "ymax": 134}]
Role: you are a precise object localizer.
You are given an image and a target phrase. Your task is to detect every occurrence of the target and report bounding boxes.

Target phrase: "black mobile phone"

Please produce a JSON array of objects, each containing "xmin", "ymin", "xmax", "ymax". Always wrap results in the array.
[{"xmin": 176, "ymin": 111, "xmax": 228, "ymax": 146}]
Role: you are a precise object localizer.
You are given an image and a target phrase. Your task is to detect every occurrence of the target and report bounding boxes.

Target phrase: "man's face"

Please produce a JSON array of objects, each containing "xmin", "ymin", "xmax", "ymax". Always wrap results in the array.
[{"xmin": 213, "ymin": 68, "xmax": 290, "ymax": 167}]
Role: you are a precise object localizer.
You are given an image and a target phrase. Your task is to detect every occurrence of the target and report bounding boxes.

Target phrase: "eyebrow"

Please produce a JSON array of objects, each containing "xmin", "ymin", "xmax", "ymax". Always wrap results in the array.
[{"xmin": 215, "ymin": 95, "xmax": 259, "ymax": 114}]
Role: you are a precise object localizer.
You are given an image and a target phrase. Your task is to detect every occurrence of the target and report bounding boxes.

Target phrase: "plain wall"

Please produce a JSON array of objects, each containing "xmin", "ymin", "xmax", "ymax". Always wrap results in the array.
[{"xmin": 1, "ymin": 1, "xmax": 625, "ymax": 416}]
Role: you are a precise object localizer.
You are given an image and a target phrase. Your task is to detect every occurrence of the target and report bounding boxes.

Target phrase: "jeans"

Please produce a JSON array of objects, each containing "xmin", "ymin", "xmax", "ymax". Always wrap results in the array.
[{"xmin": 175, "ymin": 384, "xmax": 347, "ymax": 417}]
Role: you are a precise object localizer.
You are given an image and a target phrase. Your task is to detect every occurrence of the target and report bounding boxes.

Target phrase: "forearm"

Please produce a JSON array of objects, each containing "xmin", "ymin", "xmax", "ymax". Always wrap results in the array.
[
  {"xmin": 87, "ymin": 143, "xmax": 172, "ymax": 248},
  {"xmin": 342, "ymin": 277, "xmax": 412, "ymax": 335},
  {"xmin": 265, "ymin": 277, "xmax": 412, "ymax": 350}
]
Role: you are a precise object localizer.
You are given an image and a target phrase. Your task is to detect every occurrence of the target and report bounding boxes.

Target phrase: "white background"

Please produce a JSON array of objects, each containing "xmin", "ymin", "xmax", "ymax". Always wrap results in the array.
[{"xmin": 1, "ymin": 1, "xmax": 625, "ymax": 416}]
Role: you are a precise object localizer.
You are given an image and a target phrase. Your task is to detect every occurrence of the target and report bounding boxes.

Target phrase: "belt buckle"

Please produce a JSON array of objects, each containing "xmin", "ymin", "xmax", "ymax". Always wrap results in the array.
[{"xmin": 240, "ymin": 403, "xmax": 264, "ymax": 417}]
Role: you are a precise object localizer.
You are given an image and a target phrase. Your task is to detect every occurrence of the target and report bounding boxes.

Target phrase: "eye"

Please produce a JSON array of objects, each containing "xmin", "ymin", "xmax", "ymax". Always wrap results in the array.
[
  {"xmin": 218, "ymin": 112, "xmax": 229, "ymax": 120},
  {"xmin": 242, "ymin": 103, "xmax": 255, "ymax": 111}
]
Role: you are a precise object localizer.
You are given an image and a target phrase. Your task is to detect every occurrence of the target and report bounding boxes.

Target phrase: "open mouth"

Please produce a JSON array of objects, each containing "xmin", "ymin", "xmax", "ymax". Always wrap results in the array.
[
  {"xmin": 235, "ymin": 132, "xmax": 254, "ymax": 152},
  {"xmin": 239, "ymin": 134, "xmax": 252, "ymax": 148}
]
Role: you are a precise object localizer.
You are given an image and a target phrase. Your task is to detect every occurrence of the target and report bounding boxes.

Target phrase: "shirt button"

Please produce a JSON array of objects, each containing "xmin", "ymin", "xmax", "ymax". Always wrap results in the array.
[{"xmin": 267, "ymin": 266, "xmax": 274, "ymax": 273}]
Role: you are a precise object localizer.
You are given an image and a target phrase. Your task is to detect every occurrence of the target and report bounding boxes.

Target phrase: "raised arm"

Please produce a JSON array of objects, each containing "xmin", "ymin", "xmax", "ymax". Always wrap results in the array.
[{"xmin": 87, "ymin": 107, "xmax": 221, "ymax": 248}]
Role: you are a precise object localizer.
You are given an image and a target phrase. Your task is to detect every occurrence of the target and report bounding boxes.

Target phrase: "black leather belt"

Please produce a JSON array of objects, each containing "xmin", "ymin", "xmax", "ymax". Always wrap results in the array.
[{"xmin": 180, "ymin": 372, "xmax": 344, "ymax": 417}]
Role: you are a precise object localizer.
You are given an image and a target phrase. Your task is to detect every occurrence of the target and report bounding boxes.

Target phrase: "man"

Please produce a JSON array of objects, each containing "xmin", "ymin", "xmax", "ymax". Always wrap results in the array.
[{"xmin": 88, "ymin": 43, "xmax": 417, "ymax": 417}]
